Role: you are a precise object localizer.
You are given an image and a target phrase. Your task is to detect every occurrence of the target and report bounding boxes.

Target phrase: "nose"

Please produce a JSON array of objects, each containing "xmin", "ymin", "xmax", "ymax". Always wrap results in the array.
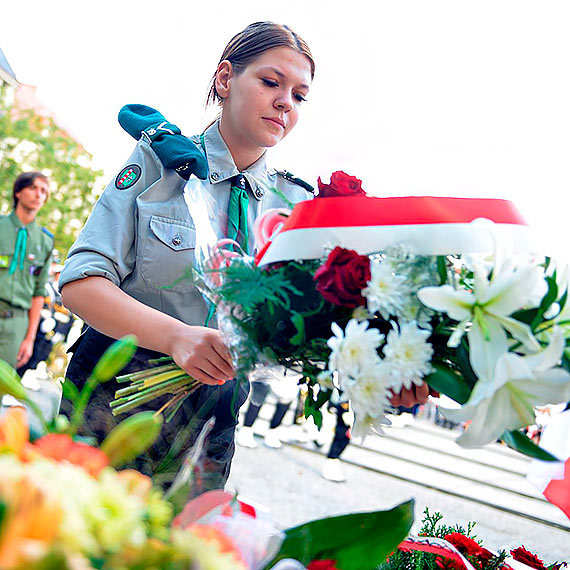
[{"xmin": 274, "ymin": 91, "xmax": 293, "ymax": 112}]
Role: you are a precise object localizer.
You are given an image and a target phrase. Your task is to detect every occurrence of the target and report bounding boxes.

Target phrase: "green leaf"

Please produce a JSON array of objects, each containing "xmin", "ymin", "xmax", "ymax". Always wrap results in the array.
[
  {"xmin": 0, "ymin": 500, "xmax": 6, "ymax": 531},
  {"xmin": 531, "ymin": 275, "xmax": 558, "ymax": 330},
  {"xmin": 424, "ymin": 364, "xmax": 472, "ymax": 404},
  {"xmin": 501, "ymin": 430, "xmax": 560, "ymax": 462},
  {"xmin": 0, "ymin": 358, "xmax": 27, "ymax": 400},
  {"xmin": 61, "ymin": 378, "xmax": 80, "ymax": 404},
  {"xmin": 267, "ymin": 499, "xmax": 415, "ymax": 569},
  {"xmin": 437, "ymin": 256, "xmax": 448, "ymax": 285},
  {"xmin": 290, "ymin": 312, "xmax": 305, "ymax": 346}
]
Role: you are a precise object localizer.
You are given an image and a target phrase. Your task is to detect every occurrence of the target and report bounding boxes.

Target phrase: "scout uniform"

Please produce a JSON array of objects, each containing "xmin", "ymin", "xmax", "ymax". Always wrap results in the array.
[
  {"xmin": 60, "ymin": 106, "xmax": 313, "ymax": 492},
  {"xmin": 0, "ymin": 211, "xmax": 53, "ymax": 368}
]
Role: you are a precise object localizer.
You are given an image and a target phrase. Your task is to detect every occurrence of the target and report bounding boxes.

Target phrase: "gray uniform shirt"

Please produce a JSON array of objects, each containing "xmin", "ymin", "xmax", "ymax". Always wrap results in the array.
[{"xmin": 60, "ymin": 120, "xmax": 310, "ymax": 326}]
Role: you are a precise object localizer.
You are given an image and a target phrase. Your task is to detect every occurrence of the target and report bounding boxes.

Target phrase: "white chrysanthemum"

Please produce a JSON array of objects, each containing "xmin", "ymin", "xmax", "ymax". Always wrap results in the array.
[
  {"xmin": 383, "ymin": 321, "xmax": 433, "ymax": 390},
  {"xmin": 341, "ymin": 362, "xmax": 392, "ymax": 416},
  {"xmin": 342, "ymin": 363, "xmax": 393, "ymax": 438},
  {"xmin": 327, "ymin": 319, "xmax": 383, "ymax": 379},
  {"xmin": 362, "ymin": 260, "xmax": 409, "ymax": 319}
]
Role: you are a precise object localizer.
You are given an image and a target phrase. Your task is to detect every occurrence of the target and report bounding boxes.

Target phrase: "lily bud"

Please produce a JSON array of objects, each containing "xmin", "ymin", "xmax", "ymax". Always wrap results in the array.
[
  {"xmin": 101, "ymin": 411, "xmax": 163, "ymax": 467},
  {"xmin": 0, "ymin": 358, "xmax": 27, "ymax": 400},
  {"xmin": 90, "ymin": 335, "xmax": 138, "ymax": 384}
]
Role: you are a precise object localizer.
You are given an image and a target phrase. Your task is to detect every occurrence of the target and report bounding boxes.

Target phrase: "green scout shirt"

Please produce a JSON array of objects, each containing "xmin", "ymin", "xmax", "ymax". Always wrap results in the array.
[
  {"xmin": 0, "ymin": 211, "xmax": 53, "ymax": 309},
  {"xmin": 60, "ymin": 120, "xmax": 311, "ymax": 327}
]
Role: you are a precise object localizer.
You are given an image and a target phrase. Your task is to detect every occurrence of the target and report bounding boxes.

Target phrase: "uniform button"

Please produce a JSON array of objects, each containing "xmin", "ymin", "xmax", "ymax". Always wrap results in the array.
[
  {"xmin": 254, "ymin": 187, "xmax": 264, "ymax": 199},
  {"xmin": 172, "ymin": 235, "xmax": 182, "ymax": 246},
  {"xmin": 211, "ymin": 172, "xmax": 220, "ymax": 181}
]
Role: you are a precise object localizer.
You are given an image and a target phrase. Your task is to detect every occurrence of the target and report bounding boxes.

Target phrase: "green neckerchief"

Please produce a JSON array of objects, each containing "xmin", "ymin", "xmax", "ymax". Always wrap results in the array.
[
  {"xmin": 9, "ymin": 226, "xmax": 27, "ymax": 274},
  {"xmin": 226, "ymin": 174, "xmax": 250, "ymax": 255}
]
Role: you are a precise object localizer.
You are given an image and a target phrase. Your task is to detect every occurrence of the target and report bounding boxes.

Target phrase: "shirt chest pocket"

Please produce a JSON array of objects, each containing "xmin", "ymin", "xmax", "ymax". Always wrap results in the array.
[{"xmin": 139, "ymin": 215, "xmax": 196, "ymax": 292}]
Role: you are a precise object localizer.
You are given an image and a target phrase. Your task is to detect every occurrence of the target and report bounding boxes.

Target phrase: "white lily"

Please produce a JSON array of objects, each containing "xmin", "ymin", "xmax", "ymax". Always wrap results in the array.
[
  {"xmin": 442, "ymin": 328, "xmax": 570, "ymax": 448},
  {"xmin": 417, "ymin": 254, "xmax": 546, "ymax": 380}
]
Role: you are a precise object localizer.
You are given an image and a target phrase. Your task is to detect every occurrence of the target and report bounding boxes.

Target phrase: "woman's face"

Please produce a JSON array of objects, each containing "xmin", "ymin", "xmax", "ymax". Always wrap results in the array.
[{"xmin": 217, "ymin": 46, "xmax": 312, "ymax": 152}]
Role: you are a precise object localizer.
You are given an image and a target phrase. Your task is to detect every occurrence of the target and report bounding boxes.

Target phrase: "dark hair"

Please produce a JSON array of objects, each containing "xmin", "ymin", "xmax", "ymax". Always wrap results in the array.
[
  {"xmin": 13, "ymin": 171, "xmax": 49, "ymax": 208},
  {"xmin": 207, "ymin": 21, "xmax": 315, "ymax": 107}
]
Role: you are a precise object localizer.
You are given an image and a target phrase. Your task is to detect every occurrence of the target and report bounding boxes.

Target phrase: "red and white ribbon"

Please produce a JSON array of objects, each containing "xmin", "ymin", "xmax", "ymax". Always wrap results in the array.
[{"xmin": 257, "ymin": 196, "xmax": 542, "ymax": 266}]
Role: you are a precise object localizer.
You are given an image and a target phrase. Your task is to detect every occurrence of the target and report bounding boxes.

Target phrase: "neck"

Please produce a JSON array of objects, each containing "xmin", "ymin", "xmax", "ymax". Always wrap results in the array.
[
  {"xmin": 14, "ymin": 205, "xmax": 37, "ymax": 226},
  {"xmin": 218, "ymin": 117, "xmax": 265, "ymax": 171}
]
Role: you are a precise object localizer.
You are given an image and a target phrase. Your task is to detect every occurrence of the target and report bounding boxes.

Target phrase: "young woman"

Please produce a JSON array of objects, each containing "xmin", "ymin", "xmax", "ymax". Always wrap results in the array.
[{"xmin": 59, "ymin": 21, "xmax": 316, "ymax": 493}]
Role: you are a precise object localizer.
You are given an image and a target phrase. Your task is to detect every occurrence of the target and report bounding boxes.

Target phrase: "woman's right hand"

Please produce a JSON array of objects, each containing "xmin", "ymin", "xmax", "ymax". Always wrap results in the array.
[{"xmin": 169, "ymin": 325, "xmax": 235, "ymax": 386}]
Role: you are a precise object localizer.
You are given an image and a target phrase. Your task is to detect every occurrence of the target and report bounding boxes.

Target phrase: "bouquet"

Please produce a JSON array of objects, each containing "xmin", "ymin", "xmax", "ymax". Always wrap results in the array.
[
  {"xmin": 0, "ymin": 338, "xmax": 415, "ymax": 570},
  {"xmin": 382, "ymin": 508, "xmax": 567, "ymax": 570},
  {"xmin": 113, "ymin": 171, "xmax": 570, "ymax": 462}
]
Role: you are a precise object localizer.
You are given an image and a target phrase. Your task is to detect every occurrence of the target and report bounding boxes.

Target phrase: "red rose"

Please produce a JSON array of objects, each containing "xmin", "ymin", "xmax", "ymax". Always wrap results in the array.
[
  {"xmin": 444, "ymin": 533, "xmax": 484, "ymax": 558},
  {"xmin": 510, "ymin": 546, "xmax": 547, "ymax": 570},
  {"xmin": 307, "ymin": 560, "xmax": 340, "ymax": 570},
  {"xmin": 314, "ymin": 246, "xmax": 371, "ymax": 307},
  {"xmin": 317, "ymin": 171, "xmax": 366, "ymax": 198}
]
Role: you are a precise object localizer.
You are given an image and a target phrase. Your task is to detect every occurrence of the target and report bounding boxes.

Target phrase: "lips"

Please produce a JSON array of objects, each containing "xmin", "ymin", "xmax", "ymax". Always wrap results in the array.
[{"xmin": 263, "ymin": 117, "xmax": 285, "ymax": 129}]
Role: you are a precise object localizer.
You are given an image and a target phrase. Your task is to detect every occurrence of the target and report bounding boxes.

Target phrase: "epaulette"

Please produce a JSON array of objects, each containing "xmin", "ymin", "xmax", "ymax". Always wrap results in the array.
[
  {"xmin": 41, "ymin": 226, "xmax": 54, "ymax": 240},
  {"xmin": 275, "ymin": 170, "xmax": 315, "ymax": 194}
]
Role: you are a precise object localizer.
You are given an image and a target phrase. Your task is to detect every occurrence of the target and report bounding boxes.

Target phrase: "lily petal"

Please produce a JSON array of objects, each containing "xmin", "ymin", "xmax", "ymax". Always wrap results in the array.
[
  {"xmin": 417, "ymin": 285, "xmax": 474, "ymax": 321},
  {"xmin": 467, "ymin": 315, "xmax": 508, "ymax": 381}
]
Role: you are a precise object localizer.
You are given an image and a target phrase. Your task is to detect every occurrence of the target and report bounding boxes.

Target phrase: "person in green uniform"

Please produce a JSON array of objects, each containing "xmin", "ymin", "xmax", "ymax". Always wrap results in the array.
[
  {"xmin": 0, "ymin": 172, "xmax": 53, "ymax": 370},
  {"xmin": 59, "ymin": 21, "xmax": 316, "ymax": 493}
]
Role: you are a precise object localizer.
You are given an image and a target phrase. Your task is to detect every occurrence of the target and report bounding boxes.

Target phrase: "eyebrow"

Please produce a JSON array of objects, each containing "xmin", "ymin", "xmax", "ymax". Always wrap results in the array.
[{"xmin": 262, "ymin": 67, "xmax": 310, "ymax": 90}]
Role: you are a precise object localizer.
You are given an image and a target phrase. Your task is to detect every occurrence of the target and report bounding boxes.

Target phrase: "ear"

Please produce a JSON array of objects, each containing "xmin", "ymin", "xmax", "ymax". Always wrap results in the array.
[{"xmin": 214, "ymin": 60, "xmax": 234, "ymax": 100}]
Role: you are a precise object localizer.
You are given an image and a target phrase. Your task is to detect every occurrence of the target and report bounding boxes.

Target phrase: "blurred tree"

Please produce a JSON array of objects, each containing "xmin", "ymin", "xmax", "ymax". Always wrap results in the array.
[{"xmin": 0, "ymin": 84, "xmax": 103, "ymax": 258}]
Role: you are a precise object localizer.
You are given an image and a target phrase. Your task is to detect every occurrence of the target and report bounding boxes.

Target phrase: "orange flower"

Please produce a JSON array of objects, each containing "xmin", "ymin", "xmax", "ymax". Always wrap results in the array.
[
  {"xmin": 0, "ymin": 406, "xmax": 36, "ymax": 460},
  {"xmin": 187, "ymin": 523, "xmax": 247, "ymax": 567},
  {"xmin": 116, "ymin": 468, "xmax": 152, "ymax": 498},
  {"xmin": 33, "ymin": 433, "xmax": 109, "ymax": 477},
  {"xmin": 0, "ymin": 473, "xmax": 63, "ymax": 568}
]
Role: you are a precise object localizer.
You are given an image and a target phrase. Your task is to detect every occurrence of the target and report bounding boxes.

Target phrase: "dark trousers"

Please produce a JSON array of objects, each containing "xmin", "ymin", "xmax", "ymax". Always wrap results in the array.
[
  {"xmin": 63, "ymin": 327, "xmax": 249, "ymax": 495},
  {"xmin": 242, "ymin": 381, "xmax": 291, "ymax": 429},
  {"xmin": 327, "ymin": 402, "xmax": 351, "ymax": 460}
]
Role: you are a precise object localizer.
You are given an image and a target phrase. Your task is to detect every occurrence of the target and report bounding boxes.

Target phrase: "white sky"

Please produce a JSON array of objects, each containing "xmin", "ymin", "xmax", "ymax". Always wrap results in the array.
[{"xmin": 2, "ymin": 0, "xmax": 570, "ymax": 263}]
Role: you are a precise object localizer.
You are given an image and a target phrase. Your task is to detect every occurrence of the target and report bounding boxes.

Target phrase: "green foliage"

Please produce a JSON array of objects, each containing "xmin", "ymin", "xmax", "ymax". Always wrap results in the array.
[
  {"xmin": 501, "ymin": 429, "xmax": 560, "ymax": 462},
  {"xmin": 0, "ymin": 85, "xmax": 103, "ymax": 257},
  {"xmin": 380, "ymin": 508, "xmax": 509, "ymax": 570},
  {"xmin": 424, "ymin": 364, "xmax": 472, "ymax": 405},
  {"xmin": 267, "ymin": 499, "xmax": 415, "ymax": 570},
  {"xmin": 216, "ymin": 261, "xmax": 303, "ymax": 314}
]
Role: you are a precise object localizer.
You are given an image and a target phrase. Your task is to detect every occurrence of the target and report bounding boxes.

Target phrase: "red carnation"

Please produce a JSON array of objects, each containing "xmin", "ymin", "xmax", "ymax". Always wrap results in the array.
[
  {"xmin": 314, "ymin": 247, "xmax": 371, "ymax": 307},
  {"xmin": 307, "ymin": 560, "xmax": 340, "ymax": 570},
  {"xmin": 444, "ymin": 533, "xmax": 484, "ymax": 557},
  {"xmin": 317, "ymin": 171, "xmax": 366, "ymax": 198},
  {"xmin": 510, "ymin": 546, "xmax": 547, "ymax": 570},
  {"xmin": 435, "ymin": 556, "xmax": 464, "ymax": 570}
]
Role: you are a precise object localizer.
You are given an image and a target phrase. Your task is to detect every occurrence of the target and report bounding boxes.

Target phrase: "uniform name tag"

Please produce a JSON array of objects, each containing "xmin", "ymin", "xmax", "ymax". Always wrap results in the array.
[{"xmin": 0, "ymin": 255, "xmax": 9, "ymax": 268}]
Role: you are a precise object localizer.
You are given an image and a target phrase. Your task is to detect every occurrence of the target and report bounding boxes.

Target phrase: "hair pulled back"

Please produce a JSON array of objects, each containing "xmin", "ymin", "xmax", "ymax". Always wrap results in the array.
[{"xmin": 207, "ymin": 21, "xmax": 315, "ymax": 107}]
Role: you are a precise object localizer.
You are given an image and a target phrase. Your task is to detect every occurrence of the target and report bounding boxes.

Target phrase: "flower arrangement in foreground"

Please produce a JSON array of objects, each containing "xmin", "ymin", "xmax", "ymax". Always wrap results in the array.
[
  {"xmin": 113, "ymin": 171, "xmax": 570, "ymax": 462},
  {"xmin": 0, "ymin": 339, "xmax": 414, "ymax": 570},
  {"xmin": 382, "ymin": 508, "xmax": 567, "ymax": 570}
]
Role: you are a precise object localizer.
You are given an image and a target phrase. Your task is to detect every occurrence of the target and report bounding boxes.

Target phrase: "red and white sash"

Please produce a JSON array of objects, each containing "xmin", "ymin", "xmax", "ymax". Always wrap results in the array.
[{"xmin": 257, "ymin": 196, "xmax": 541, "ymax": 266}]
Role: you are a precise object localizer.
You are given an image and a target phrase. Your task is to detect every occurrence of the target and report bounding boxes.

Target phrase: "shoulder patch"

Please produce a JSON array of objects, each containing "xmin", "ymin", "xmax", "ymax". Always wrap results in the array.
[
  {"xmin": 41, "ymin": 226, "xmax": 54, "ymax": 240},
  {"xmin": 115, "ymin": 164, "xmax": 142, "ymax": 189},
  {"xmin": 275, "ymin": 170, "xmax": 315, "ymax": 194}
]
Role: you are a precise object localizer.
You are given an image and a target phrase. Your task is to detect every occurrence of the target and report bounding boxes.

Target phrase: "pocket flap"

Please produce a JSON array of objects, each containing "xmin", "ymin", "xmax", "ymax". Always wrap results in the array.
[{"xmin": 149, "ymin": 216, "xmax": 196, "ymax": 251}]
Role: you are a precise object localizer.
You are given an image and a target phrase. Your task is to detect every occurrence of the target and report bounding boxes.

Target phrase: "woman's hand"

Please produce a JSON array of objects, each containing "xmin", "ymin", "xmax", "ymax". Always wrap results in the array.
[
  {"xmin": 169, "ymin": 326, "xmax": 235, "ymax": 386},
  {"xmin": 389, "ymin": 382, "xmax": 430, "ymax": 408}
]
